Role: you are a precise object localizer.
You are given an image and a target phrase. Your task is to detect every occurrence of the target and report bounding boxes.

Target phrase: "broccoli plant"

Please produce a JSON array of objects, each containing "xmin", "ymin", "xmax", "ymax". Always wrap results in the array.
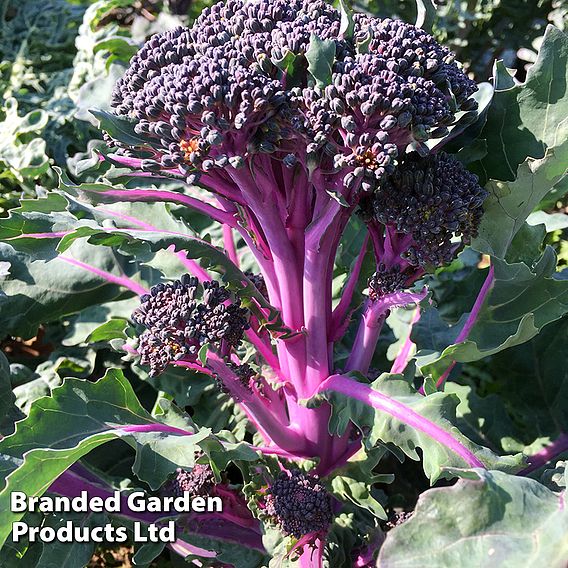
[
  {"xmin": 101, "ymin": 0, "xmax": 485, "ymax": 466},
  {"xmin": 0, "ymin": 0, "xmax": 568, "ymax": 567}
]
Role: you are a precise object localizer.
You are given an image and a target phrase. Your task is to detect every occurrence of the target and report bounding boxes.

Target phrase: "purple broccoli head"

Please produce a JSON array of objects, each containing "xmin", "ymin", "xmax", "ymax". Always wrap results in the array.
[
  {"xmin": 132, "ymin": 275, "xmax": 249, "ymax": 375},
  {"xmin": 372, "ymin": 152, "xmax": 487, "ymax": 269},
  {"xmin": 264, "ymin": 469, "xmax": 332, "ymax": 538},
  {"xmin": 106, "ymin": 0, "xmax": 477, "ymax": 199},
  {"xmin": 163, "ymin": 465, "xmax": 216, "ymax": 498}
]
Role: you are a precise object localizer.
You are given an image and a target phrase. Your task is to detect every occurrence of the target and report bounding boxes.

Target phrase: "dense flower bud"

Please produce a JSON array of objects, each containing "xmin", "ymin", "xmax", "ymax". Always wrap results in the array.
[
  {"xmin": 368, "ymin": 264, "xmax": 409, "ymax": 298},
  {"xmin": 133, "ymin": 275, "xmax": 250, "ymax": 376},
  {"xmin": 372, "ymin": 152, "xmax": 487, "ymax": 268},
  {"xmin": 265, "ymin": 470, "xmax": 332, "ymax": 538},
  {"xmin": 107, "ymin": 0, "xmax": 477, "ymax": 195},
  {"xmin": 163, "ymin": 465, "xmax": 216, "ymax": 498},
  {"xmin": 244, "ymin": 270, "xmax": 268, "ymax": 298}
]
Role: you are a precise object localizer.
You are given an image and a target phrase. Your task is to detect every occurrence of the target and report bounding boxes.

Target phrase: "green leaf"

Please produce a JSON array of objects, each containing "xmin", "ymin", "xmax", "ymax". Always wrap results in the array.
[
  {"xmin": 132, "ymin": 542, "xmax": 166, "ymax": 567},
  {"xmin": 12, "ymin": 369, "xmax": 63, "ymax": 416},
  {"xmin": 272, "ymin": 50, "xmax": 305, "ymax": 88},
  {"xmin": 197, "ymin": 343, "xmax": 209, "ymax": 366},
  {"xmin": 455, "ymin": 138, "xmax": 488, "ymax": 164},
  {"xmin": 378, "ymin": 470, "xmax": 568, "ymax": 568},
  {"xmin": 320, "ymin": 372, "xmax": 523, "ymax": 483},
  {"xmin": 473, "ymin": 139, "xmax": 568, "ymax": 259},
  {"xmin": 36, "ymin": 513, "xmax": 102, "ymax": 568},
  {"xmin": 89, "ymin": 109, "xmax": 150, "ymax": 148},
  {"xmin": 414, "ymin": 250, "xmax": 568, "ymax": 370},
  {"xmin": 331, "ymin": 475, "xmax": 387, "ymax": 519},
  {"xmin": 93, "ymin": 36, "xmax": 139, "ymax": 65},
  {"xmin": 0, "ymin": 239, "xmax": 129, "ymax": 339},
  {"xmin": 63, "ymin": 298, "xmax": 139, "ymax": 346},
  {"xmin": 86, "ymin": 318, "xmax": 129, "ymax": 342},
  {"xmin": 474, "ymin": 26, "xmax": 568, "ymax": 181},
  {"xmin": 356, "ymin": 30, "xmax": 372, "ymax": 55},
  {"xmin": 527, "ymin": 211, "xmax": 568, "ymax": 232},
  {"xmin": 338, "ymin": 0, "xmax": 355, "ymax": 39},
  {"xmin": 305, "ymin": 35, "xmax": 336, "ymax": 88},
  {"xmin": 445, "ymin": 383, "xmax": 520, "ymax": 454},
  {"xmin": 0, "ymin": 98, "xmax": 50, "ymax": 182},
  {"xmin": 488, "ymin": 316, "xmax": 568, "ymax": 443},
  {"xmin": 0, "ymin": 369, "xmax": 221, "ymax": 547},
  {"xmin": 0, "ymin": 511, "xmax": 44, "ymax": 567},
  {"xmin": 0, "ymin": 353, "xmax": 25, "ymax": 437},
  {"xmin": 415, "ymin": 0, "xmax": 436, "ymax": 32}
]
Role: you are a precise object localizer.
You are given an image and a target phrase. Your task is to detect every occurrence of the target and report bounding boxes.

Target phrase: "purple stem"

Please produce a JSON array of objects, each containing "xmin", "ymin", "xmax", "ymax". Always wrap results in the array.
[
  {"xmin": 91, "ymin": 209, "xmax": 214, "ymax": 282},
  {"xmin": 15, "ymin": 227, "xmax": 223, "ymax": 287},
  {"xmin": 318, "ymin": 439, "xmax": 362, "ymax": 477},
  {"xmin": 8, "ymin": 232, "xmax": 68, "ymax": 239},
  {"xmin": 92, "ymin": 209, "xmax": 216, "ymax": 283},
  {"xmin": 297, "ymin": 219, "xmax": 349, "ymax": 468},
  {"xmin": 120, "ymin": 423, "xmax": 193, "ymax": 436},
  {"xmin": 166, "ymin": 244, "xmax": 211, "ymax": 281},
  {"xmin": 252, "ymin": 445, "xmax": 303, "ymax": 459},
  {"xmin": 127, "ymin": 353, "xmax": 287, "ymax": 450},
  {"xmin": 95, "ymin": 207, "xmax": 156, "ymax": 231},
  {"xmin": 168, "ymin": 540, "xmax": 217, "ymax": 561},
  {"xmin": 223, "ymin": 225, "xmax": 239, "ymax": 265},
  {"xmin": 435, "ymin": 265, "xmax": 495, "ymax": 389},
  {"xmin": 297, "ymin": 536, "xmax": 325, "ymax": 568},
  {"xmin": 520, "ymin": 433, "xmax": 568, "ymax": 475},
  {"xmin": 346, "ymin": 308, "xmax": 387, "ymax": 376},
  {"xmin": 206, "ymin": 353, "xmax": 309, "ymax": 455},
  {"xmin": 245, "ymin": 328, "xmax": 285, "ymax": 382},
  {"xmin": 346, "ymin": 289, "xmax": 428, "ymax": 375},
  {"xmin": 79, "ymin": 187, "xmax": 236, "ymax": 227},
  {"xmin": 319, "ymin": 374, "xmax": 486, "ymax": 468},
  {"xmin": 173, "ymin": 360, "xmax": 215, "ymax": 375},
  {"xmin": 60, "ymin": 256, "xmax": 148, "ymax": 295},
  {"xmin": 331, "ymin": 234, "xmax": 369, "ymax": 341}
]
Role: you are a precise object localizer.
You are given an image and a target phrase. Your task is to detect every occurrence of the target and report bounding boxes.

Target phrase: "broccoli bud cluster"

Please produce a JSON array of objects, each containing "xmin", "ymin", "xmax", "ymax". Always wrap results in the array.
[
  {"xmin": 219, "ymin": 362, "xmax": 258, "ymax": 400},
  {"xmin": 108, "ymin": 0, "xmax": 477, "ymax": 195},
  {"xmin": 371, "ymin": 152, "xmax": 487, "ymax": 269},
  {"xmin": 163, "ymin": 465, "xmax": 216, "ymax": 498},
  {"xmin": 132, "ymin": 275, "xmax": 249, "ymax": 376},
  {"xmin": 244, "ymin": 271, "xmax": 268, "ymax": 299},
  {"xmin": 265, "ymin": 470, "xmax": 332, "ymax": 538},
  {"xmin": 368, "ymin": 264, "xmax": 409, "ymax": 299}
]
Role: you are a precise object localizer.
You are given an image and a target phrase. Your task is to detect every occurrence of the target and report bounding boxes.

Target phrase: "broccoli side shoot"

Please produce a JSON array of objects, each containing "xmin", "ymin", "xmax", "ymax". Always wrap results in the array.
[
  {"xmin": 163, "ymin": 465, "xmax": 217, "ymax": 498},
  {"xmin": 264, "ymin": 470, "xmax": 332, "ymax": 539},
  {"xmin": 132, "ymin": 275, "xmax": 249, "ymax": 376}
]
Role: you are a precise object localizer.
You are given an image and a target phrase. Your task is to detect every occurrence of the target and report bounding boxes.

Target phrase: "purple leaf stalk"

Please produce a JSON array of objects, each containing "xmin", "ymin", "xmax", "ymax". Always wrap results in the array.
[{"xmin": 82, "ymin": 0, "xmax": 492, "ymax": 562}]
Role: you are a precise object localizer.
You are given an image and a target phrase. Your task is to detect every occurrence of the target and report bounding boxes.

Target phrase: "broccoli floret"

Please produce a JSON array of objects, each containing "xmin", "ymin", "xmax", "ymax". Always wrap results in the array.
[
  {"xmin": 368, "ymin": 264, "xmax": 409, "ymax": 299},
  {"xmin": 265, "ymin": 470, "xmax": 332, "ymax": 538},
  {"xmin": 371, "ymin": 152, "xmax": 487, "ymax": 269},
  {"xmin": 132, "ymin": 275, "xmax": 249, "ymax": 375},
  {"xmin": 244, "ymin": 271, "xmax": 268, "ymax": 298},
  {"xmin": 106, "ymin": 0, "xmax": 477, "ymax": 197},
  {"xmin": 214, "ymin": 361, "xmax": 258, "ymax": 401},
  {"xmin": 163, "ymin": 465, "xmax": 216, "ymax": 498}
]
